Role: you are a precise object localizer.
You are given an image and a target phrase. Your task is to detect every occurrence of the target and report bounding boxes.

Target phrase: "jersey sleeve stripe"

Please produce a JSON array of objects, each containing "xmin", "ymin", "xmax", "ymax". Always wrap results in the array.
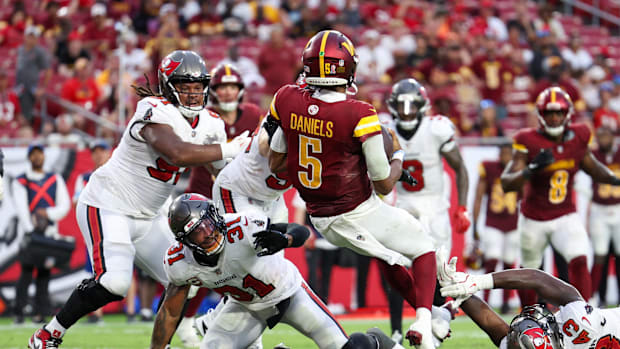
[
  {"xmin": 478, "ymin": 163, "xmax": 486, "ymax": 178},
  {"xmin": 269, "ymin": 96, "xmax": 280, "ymax": 121},
  {"xmin": 513, "ymin": 143, "xmax": 528, "ymax": 153},
  {"xmin": 353, "ymin": 123, "xmax": 381, "ymax": 138}
]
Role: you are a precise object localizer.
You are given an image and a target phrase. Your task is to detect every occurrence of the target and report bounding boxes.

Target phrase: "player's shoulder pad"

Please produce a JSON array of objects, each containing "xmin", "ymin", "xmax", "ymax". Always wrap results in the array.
[
  {"xmin": 571, "ymin": 123, "xmax": 592, "ymax": 145},
  {"xmin": 513, "ymin": 127, "xmax": 537, "ymax": 152},
  {"xmin": 203, "ymin": 108, "xmax": 221, "ymax": 119},
  {"xmin": 429, "ymin": 115, "xmax": 456, "ymax": 142},
  {"xmin": 163, "ymin": 242, "xmax": 190, "ymax": 284},
  {"xmin": 135, "ymin": 96, "xmax": 175, "ymax": 124}
]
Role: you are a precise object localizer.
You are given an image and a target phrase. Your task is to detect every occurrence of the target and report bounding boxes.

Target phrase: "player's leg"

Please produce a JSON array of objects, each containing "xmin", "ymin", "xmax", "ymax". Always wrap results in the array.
[
  {"xmin": 610, "ymin": 210, "xmax": 620, "ymax": 303},
  {"xmin": 30, "ymin": 203, "xmax": 135, "ymax": 348},
  {"xmin": 427, "ymin": 209, "xmax": 451, "ymax": 306},
  {"xmin": 481, "ymin": 227, "xmax": 503, "ymax": 303},
  {"xmin": 201, "ymin": 300, "xmax": 265, "ymax": 349},
  {"xmin": 500, "ymin": 229, "xmax": 519, "ymax": 313},
  {"xmin": 518, "ymin": 214, "xmax": 549, "ymax": 306},
  {"xmin": 589, "ymin": 203, "xmax": 611, "ymax": 301},
  {"xmin": 551, "ymin": 213, "xmax": 592, "ymax": 300}
]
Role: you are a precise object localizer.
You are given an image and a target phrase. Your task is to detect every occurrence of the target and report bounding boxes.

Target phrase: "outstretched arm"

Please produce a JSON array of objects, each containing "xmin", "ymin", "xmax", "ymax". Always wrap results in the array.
[
  {"xmin": 443, "ymin": 147, "xmax": 469, "ymax": 206},
  {"xmin": 581, "ymin": 149, "xmax": 620, "ymax": 185},
  {"xmin": 500, "ymin": 150, "xmax": 528, "ymax": 193},
  {"xmin": 460, "ymin": 295, "xmax": 509, "ymax": 347},
  {"xmin": 150, "ymin": 284, "xmax": 190, "ymax": 349}
]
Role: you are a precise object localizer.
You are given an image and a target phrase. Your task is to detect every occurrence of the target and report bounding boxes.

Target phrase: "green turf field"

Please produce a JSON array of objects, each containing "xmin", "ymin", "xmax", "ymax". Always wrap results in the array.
[{"xmin": 0, "ymin": 314, "xmax": 499, "ymax": 348}]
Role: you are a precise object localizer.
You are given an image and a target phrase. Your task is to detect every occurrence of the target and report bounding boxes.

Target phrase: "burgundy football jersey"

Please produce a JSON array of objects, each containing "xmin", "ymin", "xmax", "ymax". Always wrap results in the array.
[
  {"xmin": 591, "ymin": 147, "xmax": 620, "ymax": 205},
  {"xmin": 186, "ymin": 103, "xmax": 264, "ymax": 197},
  {"xmin": 480, "ymin": 160, "xmax": 519, "ymax": 232},
  {"xmin": 513, "ymin": 124, "xmax": 591, "ymax": 221},
  {"xmin": 271, "ymin": 85, "xmax": 382, "ymax": 217}
]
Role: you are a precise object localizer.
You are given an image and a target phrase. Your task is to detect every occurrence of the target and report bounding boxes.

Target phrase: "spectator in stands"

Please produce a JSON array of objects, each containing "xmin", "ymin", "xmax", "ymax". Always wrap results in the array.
[
  {"xmin": 501, "ymin": 22, "xmax": 533, "ymax": 65},
  {"xmin": 16, "ymin": 25, "xmax": 52, "ymax": 124},
  {"xmin": 593, "ymin": 82, "xmax": 620, "ymax": 132},
  {"xmin": 356, "ymin": 29, "xmax": 395, "ymax": 83},
  {"xmin": 145, "ymin": 4, "xmax": 189, "ymax": 69},
  {"xmin": 505, "ymin": 3, "xmax": 536, "ymax": 44},
  {"xmin": 0, "ymin": 5, "xmax": 27, "ymax": 49},
  {"xmin": 471, "ymin": 35, "xmax": 513, "ymax": 116},
  {"xmin": 0, "ymin": 70, "xmax": 23, "ymax": 139},
  {"xmin": 46, "ymin": 114, "xmax": 84, "ymax": 149},
  {"xmin": 81, "ymin": 3, "xmax": 116, "ymax": 59},
  {"xmin": 390, "ymin": 0, "xmax": 426, "ymax": 33},
  {"xmin": 56, "ymin": 30, "xmax": 90, "ymax": 76},
  {"xmin": 561, "ymin": 35, "xmax": 593, "ymax": 75},
  {"xmin": 530, "ymin": 55, "xmax": 585, "ymax": 113},
  {"xmin": 115, "ymin": 31, "xmax": 149, "ymax": 82},
  {"xmin": 13, "ymin": 143, "xmax": 71, "ymax": 324},
  {"xmin": 476, "ymin": 0, "xmax": 508, "ymax": 42},
  {"xmin": 132, "ymin": 0, "xmax": 163, "ymax": 36},
  {"xmin": 186, "ymin": 1, "xmax": 223, "ymax": 38},
  {"xmin": 609, "ymin": 75, "xmax": 620, "ymax": 114},
  {"xmin": 408, "ymin": 33, "xmax": 435, "ymax": 68},
  {"xmin": 533, "ymin": 3, "xmax": 567, "ymax": 43},
  {"xmin": 470, "ymin": 99, "xmax": 504, "ymax": 137},
  {"xmin": 257, "ymin": 24, "xmax": 298, "ymax": 97},
  {"xmin": 217, "ymin": 43, "xmax": 265, "ymax": 88},
  {"xmin": 580, "ymin": 66, "xmax": 606, "ymax": 111},
  {"xmin": 382, "ymin": 21, "xmax": 417, "ymax": 56},
  {"xmin": 60, "ymin": 57, "xmax": 102, "ymax": 114},
  {"xmin": 529, "ymin": 31, "xmax": 562, "ymax": 81}
]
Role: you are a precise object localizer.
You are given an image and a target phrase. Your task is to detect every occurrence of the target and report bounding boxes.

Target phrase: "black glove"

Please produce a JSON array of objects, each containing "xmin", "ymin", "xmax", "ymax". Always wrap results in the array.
[
  {"xmin": 527, "ymin": 148, "xmax": 554, "ymax": 172},
  {"xmin": 262, "ymin": 115, "xmax": 280, "ymax": 144},
  {"xmin": 399, "ymin": 170, "xmax": 417, "ymax": 187},
  {"xmin": 253, "ymin": 229, "xmax": 289, "ymax": 256}
]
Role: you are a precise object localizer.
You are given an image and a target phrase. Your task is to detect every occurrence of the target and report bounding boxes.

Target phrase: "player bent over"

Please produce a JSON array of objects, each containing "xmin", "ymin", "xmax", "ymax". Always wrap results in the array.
[{"xmin": 150, "ymin": 193, "xmax": 402, "ymax": 349}]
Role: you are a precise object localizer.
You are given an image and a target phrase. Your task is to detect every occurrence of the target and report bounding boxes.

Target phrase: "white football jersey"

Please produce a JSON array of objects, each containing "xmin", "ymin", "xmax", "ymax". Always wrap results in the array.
[
  {"xmin": 215, "ymin": 130, "xmax": 291, "ymax": 203},
  {"xmin": 387, "ymin": 115, "xmax": 456, "ymax": 213},
  {"xmin": 554, "ymin": 301, "xmax": 620, "ymax": 348},
  {"xmin": 79, "ymin": 97, "xmax": 226, "ymax": 218},
  {"xmin": 164, "ymin": 213, "xmax": 302, "ymax": 312}
]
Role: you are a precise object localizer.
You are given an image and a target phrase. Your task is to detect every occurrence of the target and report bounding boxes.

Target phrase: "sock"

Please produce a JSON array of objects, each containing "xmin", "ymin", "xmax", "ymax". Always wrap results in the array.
[
  {"xmin": 377, "ymin": 260, "xmax": 417, "ymax": 308},
  {"xmin": 483, "ymin": 259, "xmax": 498, "ymax": 302},
  {"xmin": 569, "ymin": 256, "xmax": 591, "ymax": 300},
  {"xmin": 184, "ymin": 287, "xmax": 208, "ymax": 317},
  {"xmin": 591, "ymin": 262, "xmax": 604, "ymax": 298},
  {"xmin": 411, "ymin": 252, "xmax": 436, "ymax": 311},
  {"xmin": 45, "ymin": 317, "xmax": 67, "ymax": 338}
]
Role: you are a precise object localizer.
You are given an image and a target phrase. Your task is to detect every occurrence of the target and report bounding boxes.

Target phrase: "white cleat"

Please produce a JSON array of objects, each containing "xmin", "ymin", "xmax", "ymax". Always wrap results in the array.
[
  {"xmin": 430, "ymin": 304, "xmax": 453, "ymax": 347},
  {"xmin": 406, "ymin": 308, "xmax": 434, "ymax": 349},
  {"xmin": 177, "ymin": 316, "xmax": 201, "ymax": 348}
]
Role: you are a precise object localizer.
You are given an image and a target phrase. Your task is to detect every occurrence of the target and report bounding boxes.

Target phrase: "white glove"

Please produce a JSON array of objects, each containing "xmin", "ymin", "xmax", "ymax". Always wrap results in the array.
[
  {"xmin": 436, "ymin": 246, "xmax": 467, "ymax": 287},
  {"xmin": 220, "ymin": 131, "xmax": 251, "ymax": 159},
  {"xmin": 440, "ymin": 273, "xmax": 494, "ymax": 299}
]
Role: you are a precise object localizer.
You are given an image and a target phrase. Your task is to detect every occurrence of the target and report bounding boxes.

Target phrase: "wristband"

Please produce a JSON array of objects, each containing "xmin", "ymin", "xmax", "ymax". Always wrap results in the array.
[
  {"xmin": 476, "ymin": 273, "xmax": 495, "ymax": 290},
  {"xmin": 391, "ymin": 149, "xmax": 405, "ymax": 162}
]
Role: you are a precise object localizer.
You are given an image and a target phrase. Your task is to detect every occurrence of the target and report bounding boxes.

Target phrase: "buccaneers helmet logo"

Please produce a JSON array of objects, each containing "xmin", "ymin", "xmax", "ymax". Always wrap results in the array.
[{"xmin": 160, "ymin": 57, "xmax": 181, "ymax": 77}]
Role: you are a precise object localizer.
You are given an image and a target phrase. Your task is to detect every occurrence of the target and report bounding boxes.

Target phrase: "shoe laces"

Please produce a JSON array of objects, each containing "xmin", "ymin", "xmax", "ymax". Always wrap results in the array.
[{"xmin": 45, "ymin": 336, "xmax": 63, "ymax": 348}]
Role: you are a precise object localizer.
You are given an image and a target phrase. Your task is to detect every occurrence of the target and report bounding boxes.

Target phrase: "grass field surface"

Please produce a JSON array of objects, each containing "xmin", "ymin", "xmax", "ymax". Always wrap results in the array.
[{"xmin": 0, "ymin": 314, "xmax": 500, "ymax": 349}]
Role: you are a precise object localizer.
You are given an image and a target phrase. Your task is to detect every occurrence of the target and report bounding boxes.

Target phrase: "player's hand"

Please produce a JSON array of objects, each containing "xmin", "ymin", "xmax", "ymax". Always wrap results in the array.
[
  {"xmin": 440, "ymin": 273, "xmax": 492, "ymax": 299},
  {"xmin": 436, "ymin": 247, "xmax": 467, "ymax": 287},
  {"xmin": 399, "ymin": 170, "xmax": 417, "ymax": 186},
  {"xmin": 220, "ymin": 131, "xmax": 251, "ymax": 159},
  {"xmin": 253, "ymin": 229, "xmax": 289, "ymax": 256},
  {"xmin": 464, "ymin": 239, "xmax": 483, "ymax": 270},
  {"xmin": 452, "ymin": 206, "xmax": 470, "ymax": 234},
  {"xmin": 388, "ymin": 128, "xmax": 402, "ymax": 153},
  {"xmin": 528, "ymin": 148, "xmax": 554, "ymax": 172}
]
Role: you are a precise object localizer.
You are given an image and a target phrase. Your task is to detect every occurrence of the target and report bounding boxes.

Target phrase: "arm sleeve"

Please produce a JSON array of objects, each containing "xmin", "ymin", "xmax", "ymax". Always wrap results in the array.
[
  {"xmin": 46, "ymin": 174, "xmax": 70, "ymax": 222},
  {"xmin": 269, "ymin": 126, "xmax": 287, "ymax": 153},
  {"xmin": 12, "ymin": 179, "xmax": 34, "ymax": 232},
  {"xmin": 363, "ymin": 134, "xmax": 391, "ymax": 181}
]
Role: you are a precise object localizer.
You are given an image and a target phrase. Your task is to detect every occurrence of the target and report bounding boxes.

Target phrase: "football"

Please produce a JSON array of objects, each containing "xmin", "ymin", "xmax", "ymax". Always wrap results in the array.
[{"xmin": 381, "ymin": 126, "xmax": 394, "ymax": 157}]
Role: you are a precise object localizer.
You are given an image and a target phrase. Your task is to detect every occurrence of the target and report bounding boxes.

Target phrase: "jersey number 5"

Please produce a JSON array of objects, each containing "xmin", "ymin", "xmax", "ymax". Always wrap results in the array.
[
  {"xmin": 148, "ymin": 157, "xmax": 182, "ymax": 185},
  {"xmin": 298, "ymin": 135, "xmax": 322, "ymax": 189},
  {"xmin": 402, "ymin": 159, "xmax": 425, "ymax": 192}
]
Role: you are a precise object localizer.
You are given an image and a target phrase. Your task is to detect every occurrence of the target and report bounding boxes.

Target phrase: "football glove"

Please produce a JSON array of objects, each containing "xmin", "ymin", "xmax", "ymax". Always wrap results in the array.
[
  {"xmin": 253, "ymin": 229, "xmax": 289, "ymax": 256},
  {"xmin": 399, "ymin": 170, "xmax": 417, "ymax": 186},
  {"xmin": 440, "ymin": 273, "xmax": 494, "ymax": 300},
  {"xmin": 452, "ymin": 206, "xmax": 471, "ymax": 234},
  {"xmin": 527, "ymin": 148, "xmax": 554, "ymax": 173},
  {"xmin": 220, "ymin": 131, "xmax": 251, "ymax": 159},
  {"xmin": 435, "ymin": 247, "xmax": 471, "ymax": 308}
]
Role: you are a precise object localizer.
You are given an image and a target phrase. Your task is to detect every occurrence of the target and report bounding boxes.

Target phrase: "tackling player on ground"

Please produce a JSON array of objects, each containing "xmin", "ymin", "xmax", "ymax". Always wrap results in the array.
[
  {"xmin": 266, "ymin": 30, "xmax": 438, "ymax": 349},
  {"xmin": 500, "ymin": 86, "xmax": 620, "ymax": 306},
  {"xmin": 28, "ymin": 50, "xmax": 250, "ymax": 349}
]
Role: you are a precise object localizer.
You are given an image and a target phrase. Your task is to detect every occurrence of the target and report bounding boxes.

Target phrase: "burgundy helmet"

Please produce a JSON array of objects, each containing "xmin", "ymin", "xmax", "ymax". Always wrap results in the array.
[
  {"xmin": 209, "ymin": 63, "xmax": 245, "ymax": 112},
  {"xmin": 535, "ymin": 86, "xmax": 574, "ymax": 137},
  {"xmin": 302, "ymin": 30, "xmax": 358, "ymax": 87}
]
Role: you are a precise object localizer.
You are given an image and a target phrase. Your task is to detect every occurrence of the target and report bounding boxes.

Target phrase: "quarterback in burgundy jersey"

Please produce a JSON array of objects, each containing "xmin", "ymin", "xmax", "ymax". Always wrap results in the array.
[
  {"xmin": 589, "ymin": 126, "xmax": 620, "ymax": 303},
  {"xmin": 472, "ymin": 143, "xmax": 519, "ymax": 312},
  {"xmin": 267, "ymin": 30, "xmax": 438, "ymax": 349},
  {"xmin": 501, "ymin": 86, "xmax": 620, "ymax": 306},
  {"xmin": 186, "ymin": 63, "xmax": 263, "ymax": 198}
]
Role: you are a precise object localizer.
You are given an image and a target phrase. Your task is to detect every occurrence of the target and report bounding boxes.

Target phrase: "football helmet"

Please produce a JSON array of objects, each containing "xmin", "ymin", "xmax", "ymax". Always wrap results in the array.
[
  {"xmin": 168, "ymin": 193, "xmax": 226, "ymax": 257},
  {"xmin": 535, "ymin": 86, "xmax": 574, "ymax": 137},
  {"xmin": 507, "ymin": 305, "xmax": 562, "ymax": 349},
  {"xmin": 158, "ymin": 50, "xmax": 211, "ymax": 119},
  {"xmin": 209, "ymin": 63, "xmax": 244, "ymax": 112},
  {"xmin": 302, "ymin": 30, "xmax": 358, "ymax": 88},
  {"xmin": 387, "ymin": 78, "xmax": 430, "ymax": 131}
]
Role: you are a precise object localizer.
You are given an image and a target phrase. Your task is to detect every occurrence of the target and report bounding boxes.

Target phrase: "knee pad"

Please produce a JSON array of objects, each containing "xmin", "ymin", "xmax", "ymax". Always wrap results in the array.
[
  {"xmin": 342, "ymin": 333, "xmax": 376, "ymax": 349},
  {"xmin": 77, "ymin": 278, "xmax": 124, "ymax": 304},
  {"xmin": 98, "ymin": 271, "xmax": 133, "ymax": 297}
]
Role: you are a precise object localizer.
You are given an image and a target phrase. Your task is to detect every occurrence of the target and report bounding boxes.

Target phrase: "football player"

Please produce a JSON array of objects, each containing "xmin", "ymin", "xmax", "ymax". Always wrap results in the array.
[
  {"xmin": 589, "ymin": 125, "xmax": 620, "ymax": 304},
  {"xmin": 186, "ymin": 63, "xmax": 263, "ymax": 198},
  {"xmin": 28, "ymin": 50, "xmax": 251, "ymax": 349},
  {"xmin": 267, "ymin": 30, "xmax": 438, "ymax": 349},
  {"xmin": 151, "ymin": 193, "xmax": 403, "ymax": 349},
  {"xmin": 437, "ymin": 249, "xmax": 620, "ymax": 349},
  {"xmin": 472, "ymin": 142, "xmax": 519, "ymax": 313},
  {"xmin": 501, "ymin": 86, "xmax": 620, "ymax": 306}
]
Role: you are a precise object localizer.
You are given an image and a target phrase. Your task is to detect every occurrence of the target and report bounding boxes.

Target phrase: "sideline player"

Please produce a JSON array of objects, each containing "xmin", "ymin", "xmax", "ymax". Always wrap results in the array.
[
  {"xmin": 267, "ymin": 30, "xmax": 437, "ymax": 348},
  {"xmin": 151, "ymin": 193, "xmax": 403, "ymax": 349},
  {"xmin": 437, "ymin": 249, "xmax": 620, "ymax": 349},
  {"xmin": 500, "ymin": 86, "xmax": 620, "ymax": 305},
  {"xmin": 28, "ymin": 50, "xmax": 250, "ymax": 348},
  {"xmin": 589, "ymin": 125, "xmax": 620, "ymax": 303},
  {"xmin": 472, "ymin": 142, "xmax": 519, "ymax": 313}
]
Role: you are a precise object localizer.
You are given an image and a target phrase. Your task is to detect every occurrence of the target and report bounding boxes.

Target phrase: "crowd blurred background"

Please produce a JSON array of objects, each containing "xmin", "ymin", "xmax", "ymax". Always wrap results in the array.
[{"xmin": 2, "ymin": 0, "xmax": 620, "ymax": 146}]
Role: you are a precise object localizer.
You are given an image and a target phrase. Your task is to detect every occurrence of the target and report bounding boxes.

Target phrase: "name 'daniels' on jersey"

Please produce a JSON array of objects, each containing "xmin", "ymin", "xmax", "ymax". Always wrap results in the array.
[{"xmin": 290, "ymin": 112, "xmax": 334, "ymax": 138}]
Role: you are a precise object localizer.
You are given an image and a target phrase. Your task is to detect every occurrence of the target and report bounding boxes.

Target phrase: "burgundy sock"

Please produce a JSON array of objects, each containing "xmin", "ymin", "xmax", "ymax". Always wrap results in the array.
[
  {"xmin": 517, "ymin": 288, "xmax": 538, "ymax": 307},
  {"xmin": 377, "ymin": 260, "xmax": 417, "ymax": 308},
  {"xmin": 411, "ymin": 251, "xmax": 436, "ymax": 310},
  {"xmin": 569, "ymin": 256, "xmax": 591, "ymax": 300},
  {"xmin": 184, "ymin": 288, "xmax": 209, "ymax": 317},
  {"xmin": 591, "ymin": 262, "xmax": 604, "ymax": 297}
]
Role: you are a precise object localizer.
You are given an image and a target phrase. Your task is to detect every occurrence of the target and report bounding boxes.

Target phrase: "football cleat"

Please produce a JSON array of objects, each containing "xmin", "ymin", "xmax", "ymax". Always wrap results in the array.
[
  {"xmin": 29, "ymin": 327, "xmax": 63, "ymax": 348},
  {"xmin": 406, "ymin": 309, "xmax": 434, "ymax": 349},
  {"xmin": 177, "ymin": 317, "xmax": 201, "ymax": 348},
  {"xmin": 431, "ymin": 304, "xmax": 454, "ymax": 347}
]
